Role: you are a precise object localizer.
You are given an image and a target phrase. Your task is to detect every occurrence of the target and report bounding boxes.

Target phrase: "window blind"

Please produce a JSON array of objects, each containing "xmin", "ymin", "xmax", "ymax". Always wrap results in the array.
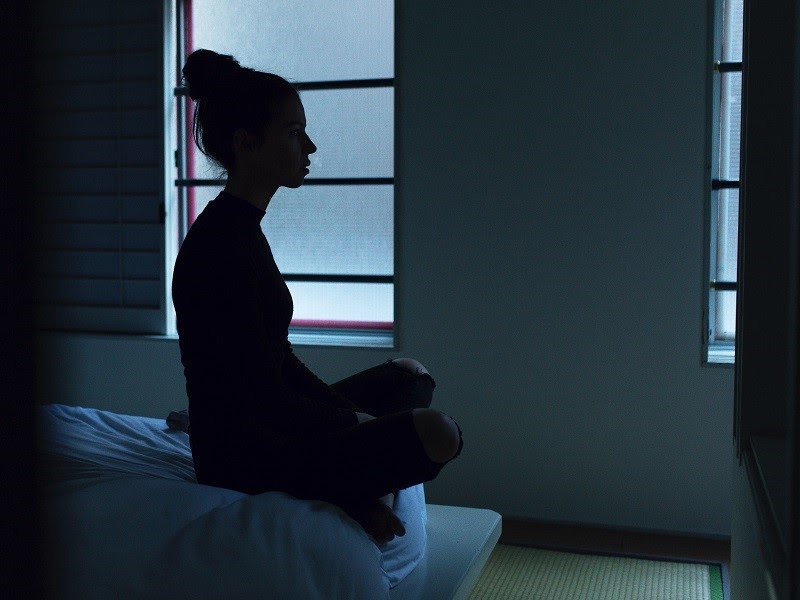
[{"xmin": 33, "ymin": 0, "xmax": 166, "ymax": 334}]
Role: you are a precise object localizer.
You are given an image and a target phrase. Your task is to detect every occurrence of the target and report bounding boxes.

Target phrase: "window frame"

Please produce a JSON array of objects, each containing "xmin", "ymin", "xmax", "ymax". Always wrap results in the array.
[
  {"xmin": 704, "ymin": 0, "xmax": 742, "ymax": 365},
  {"xmin": 166, "ymin": 0, "xmax": 396, "ymax": 348}
]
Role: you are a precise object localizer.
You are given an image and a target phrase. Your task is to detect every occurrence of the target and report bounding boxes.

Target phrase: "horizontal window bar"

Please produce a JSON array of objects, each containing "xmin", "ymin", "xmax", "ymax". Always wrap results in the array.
[
  {"xmin": 711, "ymin": 280, "xmax": 737, "ymax": 291},
  {"xmin": 712, "ymin": 179, "xmax": 740, "ymax": 190},
  {"xmin": 294, "ymin": 79, "xmax": 394, "ymax": 91},
  {"xmin": 303, "ymin": 178, "xmax": 393, "ymax": 186},
  {"xmin": 175, "ymin": 78, "xmax": 394, "ymax": 97},
  {"xmin": 175, "ymin": 178, "xmax": 393, "ymax": 187},
  {"xmin": 714, "ymin": 61, "xmax": 743, "ymax": 73},
  {"xmin": 283, "ymin": 274, "xmax": 393, "ymax": 284},
  {"xmin": 176, "ymin": 179, "xmax": 225, "ymax": 186}
]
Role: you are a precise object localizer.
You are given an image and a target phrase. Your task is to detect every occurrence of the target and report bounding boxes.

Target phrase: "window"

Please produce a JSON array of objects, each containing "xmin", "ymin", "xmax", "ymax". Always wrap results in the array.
[
  {"xmin": 167, "ymin": 0, "xmax": 395, "ymax": 348},
  {"xmin": 706, "ymin": 0, "xmax": 743, "ymax": 364}
]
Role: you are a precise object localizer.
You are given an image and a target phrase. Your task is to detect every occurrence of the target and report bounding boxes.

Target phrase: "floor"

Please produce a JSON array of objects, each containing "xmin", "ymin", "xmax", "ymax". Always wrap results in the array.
[{"xmin": 500, "ymin": 518, "xmax": 731, "ymax": 568}]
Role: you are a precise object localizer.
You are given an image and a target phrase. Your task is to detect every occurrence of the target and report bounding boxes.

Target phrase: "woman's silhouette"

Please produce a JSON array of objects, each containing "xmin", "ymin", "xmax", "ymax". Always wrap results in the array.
[{"xmin": 172, "ymin": 49, "xmax": 462, "ymax": 543}]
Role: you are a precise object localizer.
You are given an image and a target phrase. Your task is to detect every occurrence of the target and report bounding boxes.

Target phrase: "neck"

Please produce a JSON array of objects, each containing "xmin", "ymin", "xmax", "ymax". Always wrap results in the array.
[{"xmin": 223, "ymin": 172, "xmax": 278, "ymax": 212}]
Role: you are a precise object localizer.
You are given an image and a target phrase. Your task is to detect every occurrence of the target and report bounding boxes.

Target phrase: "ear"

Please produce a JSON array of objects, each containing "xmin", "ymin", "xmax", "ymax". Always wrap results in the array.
[{"xmin": 232, "ymin": 128, "xmax": 256, "ymax": 153}]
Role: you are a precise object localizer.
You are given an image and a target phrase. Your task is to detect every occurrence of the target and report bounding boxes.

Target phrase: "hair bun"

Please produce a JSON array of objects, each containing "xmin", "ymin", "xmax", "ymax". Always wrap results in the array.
[{"xmin": 182, "ymin": 49, "xmax": 242, "ymax": 100}]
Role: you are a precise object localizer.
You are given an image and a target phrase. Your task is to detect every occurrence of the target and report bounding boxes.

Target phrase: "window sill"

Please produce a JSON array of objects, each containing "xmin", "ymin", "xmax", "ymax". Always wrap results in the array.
[
  {"xmin": 158, "ymin": 328, "xmax": 394, "ymax": 349},
  {"xmin": 288, "ymin": 327, "xmax": 394, "ymax": 348},
  {"xmin": 39, "ymin": 329, "xmax": 394, "ymax": 350},
  {"xmin": 706, "ymin": 344, "xmax": 735, "ymax": 365}
]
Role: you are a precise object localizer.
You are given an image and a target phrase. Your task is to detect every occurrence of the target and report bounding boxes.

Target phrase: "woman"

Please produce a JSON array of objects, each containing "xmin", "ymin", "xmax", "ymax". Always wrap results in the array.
[{"xmin": 172, "ymin": 49, "xmax": 462, "ymax": 544}]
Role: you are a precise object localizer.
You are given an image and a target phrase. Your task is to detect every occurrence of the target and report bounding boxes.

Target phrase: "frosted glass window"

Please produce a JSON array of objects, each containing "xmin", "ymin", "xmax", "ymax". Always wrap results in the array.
[
  {"xmin": 707, "ymin": 0, "xmax": 743, "ymax": 355},
  {"xmin": 301, "ymin": 88, "xmax": 393, "ymax": 179},
  {"xmin": 189, "ymin": 148, "xmax": 224, "ymax": 181},
  {"xmin": 188, "ymin": 88, "xmax": 394, "ymax": 181},
  {"xmin": 288, "ymin": 281, "xmax": 393, "ymax": 326},
  {"xmin": 719, "ymin": 72, "xmax": 741, "ymax": 180},
  {"xmin": 185, "ymin": 183, "xmax": 392, "ymax": 328},
  {"xmin": 265, "ymin": 185, "xmax": 393, "ymax": 276},
  {"xmin": 174, "ymin": 0, "xmax": 395, "ymax": 343},
  {"xmin": 185, "ymin": 184, "xmax": 392, "ymax": 277},
  {"xmin": 190, "ymin": 185, "xmax": 224, "ymax": 218},
  {"xmin": 715, "ymin": 189, "xmax": 739, "ymax": 284},
  {"xmin": 714, "ymin": 291, "xmax": 737, "ymax": 340},
  {"xmin": 190, "ymin": 0, "xmax": 393, "ymax": 82},
  {"xmin": 721, "ymin": 0, "xmax": 743, "ymax": 62}
]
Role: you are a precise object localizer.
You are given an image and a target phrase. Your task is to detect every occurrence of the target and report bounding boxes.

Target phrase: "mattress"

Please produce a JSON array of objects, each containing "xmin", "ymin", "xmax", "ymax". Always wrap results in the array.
[{"xmin": 37, "ymin": 403, "xmax": 428, "ymax": 599}]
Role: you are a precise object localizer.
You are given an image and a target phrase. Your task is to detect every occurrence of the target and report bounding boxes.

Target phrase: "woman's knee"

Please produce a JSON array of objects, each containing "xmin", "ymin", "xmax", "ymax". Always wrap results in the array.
[
  {"xmin": 411, "ymin": 408, "xmax": 462, "ymax": 464},
  {"xmin": 391, "ymin": 358, "xmax": 436, "ymax": 409},
  {"xmin": 391, "ymin": 357, "xmax": 430, "ymax": 377}
]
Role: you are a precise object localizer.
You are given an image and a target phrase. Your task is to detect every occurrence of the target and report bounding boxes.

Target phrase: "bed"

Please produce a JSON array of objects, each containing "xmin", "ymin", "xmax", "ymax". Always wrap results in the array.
[{"xmin": 38, "ymin": 403, "xmax": 501, "ymax": 599}]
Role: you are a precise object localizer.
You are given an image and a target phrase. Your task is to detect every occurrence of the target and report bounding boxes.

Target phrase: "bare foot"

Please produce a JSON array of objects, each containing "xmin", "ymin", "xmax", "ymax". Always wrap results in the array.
[{"xmin": 347, "ymin": 500, "xmax": 406, "ymax": 544}]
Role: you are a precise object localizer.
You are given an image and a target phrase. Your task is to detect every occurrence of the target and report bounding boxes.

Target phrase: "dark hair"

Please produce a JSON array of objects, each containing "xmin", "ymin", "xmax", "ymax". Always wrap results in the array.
[{"xmin": 182, "ymin": 49, "xmax": 300, "ymax": 173}]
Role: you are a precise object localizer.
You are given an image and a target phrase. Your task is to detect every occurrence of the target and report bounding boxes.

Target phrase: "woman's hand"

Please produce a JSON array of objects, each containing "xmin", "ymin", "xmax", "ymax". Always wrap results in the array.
[{"xmin": 346, "ymin": 499, "xmax": 406, "ymax": 545}]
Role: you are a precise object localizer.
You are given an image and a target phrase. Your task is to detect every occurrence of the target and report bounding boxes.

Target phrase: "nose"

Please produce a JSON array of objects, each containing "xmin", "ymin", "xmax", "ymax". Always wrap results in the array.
[{"xmin": 305, "ymin": 132, "xmax": 317, "ymax": 155}]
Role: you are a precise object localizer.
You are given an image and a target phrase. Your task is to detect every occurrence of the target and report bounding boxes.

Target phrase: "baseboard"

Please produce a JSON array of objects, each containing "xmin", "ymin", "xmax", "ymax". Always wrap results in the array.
[{"xmin": 500, "ymin": 517, "xmax": 731, "ymax": 566}]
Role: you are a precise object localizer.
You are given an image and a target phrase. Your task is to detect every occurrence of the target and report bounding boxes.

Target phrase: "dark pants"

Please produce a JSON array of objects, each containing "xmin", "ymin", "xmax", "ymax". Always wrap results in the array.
[
  {"xmin": 331, "ymin": 359, "xmax": 437, "ymax": 417},
  {"xmin": 269, "ymin": 360, "xmax": 461, "ymax": 507}
]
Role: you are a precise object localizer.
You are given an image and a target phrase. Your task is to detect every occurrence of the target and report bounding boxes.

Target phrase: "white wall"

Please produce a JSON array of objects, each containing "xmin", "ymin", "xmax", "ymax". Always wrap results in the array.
[{"xmin": 37, "ymin": 0, "xmax": 734, "ymax": 537}]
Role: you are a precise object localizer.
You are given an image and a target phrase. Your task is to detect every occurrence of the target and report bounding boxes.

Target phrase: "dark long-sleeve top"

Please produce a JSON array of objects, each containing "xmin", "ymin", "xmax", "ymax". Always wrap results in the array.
[{"xmin": 172, "ymin": 191, "xmax": 359, "ymax": 492}]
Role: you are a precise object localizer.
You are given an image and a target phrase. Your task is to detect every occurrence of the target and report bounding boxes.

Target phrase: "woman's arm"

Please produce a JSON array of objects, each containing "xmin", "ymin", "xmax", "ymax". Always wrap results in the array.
[
  {"xmin": 178, "ymin": 243, "xmax": 358, "ymax": 434},
  {"xmin": 281, "ymin": 348, "xmax": 362, "ymax": 412}
]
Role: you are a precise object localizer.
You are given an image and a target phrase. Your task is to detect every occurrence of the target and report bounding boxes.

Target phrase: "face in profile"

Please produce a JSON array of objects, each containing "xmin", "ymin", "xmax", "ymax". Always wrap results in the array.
[{"xmin": 252, "ymin": 96, "xmax": 317, "ymax": 190}]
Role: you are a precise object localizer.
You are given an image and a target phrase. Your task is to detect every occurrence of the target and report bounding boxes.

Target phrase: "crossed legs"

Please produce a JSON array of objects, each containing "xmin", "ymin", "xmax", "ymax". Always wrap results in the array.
[
  {"xmin": 276, "ymin": 358, "xmax": 463, "ymax": 543},
  {"xmin": 359, "ymin": 405, "xmax": 461, "ymax": 542}
]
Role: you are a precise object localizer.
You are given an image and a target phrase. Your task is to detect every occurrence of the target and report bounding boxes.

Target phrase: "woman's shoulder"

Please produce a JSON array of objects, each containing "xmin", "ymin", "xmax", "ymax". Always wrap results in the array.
[{"xmin": 184, "ymin": 199, "xmax": 241, "ymax": 245}]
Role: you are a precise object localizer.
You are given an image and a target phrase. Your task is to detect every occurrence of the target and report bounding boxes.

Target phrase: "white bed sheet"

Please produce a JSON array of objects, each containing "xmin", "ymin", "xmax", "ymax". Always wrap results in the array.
[{"xmin": 38, "ymin": 403, "xmax": 427, "ymax": 600}]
